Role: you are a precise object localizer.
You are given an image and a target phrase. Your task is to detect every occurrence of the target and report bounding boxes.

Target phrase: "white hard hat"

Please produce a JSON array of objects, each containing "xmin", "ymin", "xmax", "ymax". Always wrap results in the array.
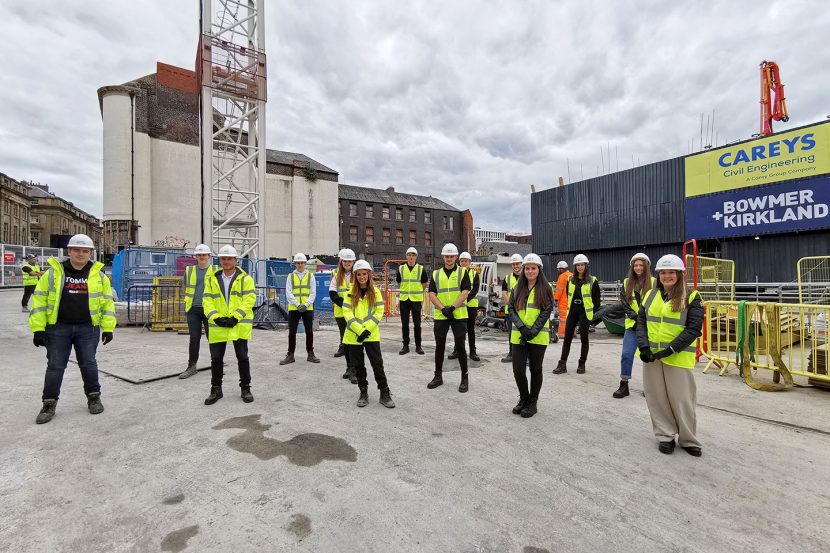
[
  {"xmin": 67, "ymin": 234, "xmax": 95, "ymax": 250},
  {"xmin": 522, "ymin": 253, "xmax": 543, "ymax": 268},
  {"xmin": 293, "ymin": 252, "xmax": 308, "ymax": 263},
  {"xmin": 459, "ymin": 251, "xmax": 472, "ymax": 261},
  {"xmin": 655, "ymin": 254, "xmax": 685, "ymax": 272},
  {"xmin": 630, "ymin": 252, "xmax": 650, "ymax": 266},
  {"xmin": 441, "ymin": 243, "xmax": 459, "ymax": 256},
  {"xmin": 556, "ymin": 260, "xmax": 568, "ymax": 269},
  {"xmin": 406, "ymin": 247, "xmax": 418, "ymax": 255},
  {"xmin": 26, "ymin": 253, "xmax": 37, "ymax": 259},
  {"xmin": 510, "ymin": 254, "xmax": 523, "ymax": 264},
  {"xmin": 193, "ymin": 244, "xmax": 212, "ymax": 256},
  {"xmin": 217, "ymin": 245, "xmax": 238, "ymax": 258},
  {"xmin": 573, "ymin": 254, "xmax": 589, "ymax": 265},
  {"xmin": 338, "ymin": 248, "xmax": 356, "ymax": 261},
  {"xmin": 353, "ymin": 260, "xmax": 372, "ymax": 272}
]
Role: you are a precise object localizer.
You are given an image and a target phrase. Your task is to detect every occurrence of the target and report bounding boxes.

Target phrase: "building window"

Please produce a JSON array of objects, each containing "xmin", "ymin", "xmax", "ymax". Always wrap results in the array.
[
  {"xmin": 409, "ymin": 230, "xmax": 416, "ymax": 243},
  {"xmin": 151, "ymin": 253, "xmax": 166, "ymax": 265},
  {"xmin": 395, "ymin": 207, "xmax": 403, "ymax": 221},
  {"xmin": 349, "ymin": 202, "xmax": 357, "ymax": 217},
  {"xmin": 409, "ymin": 209, "xmax": 416, "ymax": 222},
  {"xmin": 382, "ymin": 228, "xmax": 390, "ymax": 244},
  {"xmin": 449, "ymin": 216, "xmax": 454, "ymax": 231},
  {"xmin": 382, "ymin": 206, "xmax": 390, "ymax": 220},
  {"xmin": 31, "ymin": 231, "xmax": 39, "ymax": 245},
  {"xmin": 425, "ymin": 210, "xmax": 431, "ymax": 224},
  {"xmin": 442, "ymin": 216, "xmax": 448, "ymax": 231},
  {"xmin": 349, "ymin": 225, "xmax": 358, "ymax": 241},
  {"xmin": 395, "ymin": 229, "xmax": 403, "ymax": 245},
  {"xmin": 31, "ymin": 199, "xmax": 38, "ymax": 205},
  {"xmin": 366, "ymin": 227, "xmax": 374, "ymax": 243},
  {"xmin": 425, "ymin": 231, "xmax": 432, "ymax": 246},
  {"xmin": 365, "ymin": 204, "xmax": 373, "ymax": 218}
]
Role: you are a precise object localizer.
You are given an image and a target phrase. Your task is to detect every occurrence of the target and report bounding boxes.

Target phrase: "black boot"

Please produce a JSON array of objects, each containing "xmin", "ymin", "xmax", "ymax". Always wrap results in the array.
[
  {"xmin": 659, "ymin": 440, "xmax": 676, "ymax": 454},
  {"xmin": 448, "ymin": 349, "xmax": 458, "ymax": 360},
  {"xmin": 334, "ymin": 344, "xmax": 345, "ymax": 358},
  {"xmin": 204, "ymin": 386, "xmax": 223, "ymax": 405},
  {"xmin": 552, "ymin": 360, "xmax": 567, "ymax": 374},
  {"xmin": 279, "ymin": 352, "xmax": 295, "ymax": 365},
  {"xmin": 682, "ymin": 446, "xmax": 702, "ymax": 457},
  {"xmin": 613, "ymin": 380, "xmax": 630, "ymax": 398},
  {"xmin": 36, "ymin": 399, "xmax": 57, "ymax": 424},
  {"xmin": 349, "ymin": 366, "xmax": 358, "ymax": 385},
  {"xmin": 520, "ymin": 399, "xmax": 538, "ymax": 418},
  {"xmin": 307, "ymin": 351, "xmax": 320, "ymax": 363},
  {"xmin": 577, "ymin": 360, "xmax": 586, "ymax": 374},
  {"xmin": 427, "ymin": 374, "xmax": 443, "ymax": 389},
  {"xmin": 458, "ymin": 374, "xmax": 469, "ymax": 393},
  {"xmin": 399, "ymin": 343, "xmax": 410, "ymax": 355},
  {"xmin": 356, "ymin": 386, "xmax": 369, "ymax": 407},
  {"xmin": 512, "ymin": 396, "xmax": 528, "ymax": 415},
  {"xmin": 87, "ymin": 392, "xmax": 104, "ymax": 415},
  {"xmin": 379, "ymin": 387, "xmax": 396, "ymax": 408},
  {"xmin": 341, "ymin": 366, "xmax": 350, "ymax": 379},
  {"xmin": 469, "ymin": 350, "xmax": 480, "ymax": 362},
  {"xmin": 179, "ymin": 362, "xmax": 199, "ymax": 379},
  {"xmin": 501, "ymin": 351, "xmax": 512, "ymax": 363},
  {"xmin": 241, "ymin": 386, "xmax": 254, "ymax": 403},
  {"xmin": 415, "ymin": 344, "xmax": 424, "ymax": 355}
]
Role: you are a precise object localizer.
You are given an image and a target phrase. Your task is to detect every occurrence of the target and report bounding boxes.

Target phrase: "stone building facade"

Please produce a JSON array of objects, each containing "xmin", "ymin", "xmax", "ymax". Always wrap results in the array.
[
  {"xmin": 0, "ymin": 172, "xmax": 30, "ymax": 245},
  {"xmin": 27, "ymin": 184, "xmax": 102, "ymax": 249}
]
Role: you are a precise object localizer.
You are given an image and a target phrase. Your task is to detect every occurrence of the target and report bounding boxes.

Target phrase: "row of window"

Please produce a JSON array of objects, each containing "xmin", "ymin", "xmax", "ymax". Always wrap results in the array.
[
  {"xmin": 343, "ymin": 202, "xmax": 456, "ymax": 231},
  {"xmin": 348, "ymin": 226, "xmax": 433, "ymax": 246},
  {"xmin": 2, "ymin": 201, "xmax": 28, "ymax": 219}
]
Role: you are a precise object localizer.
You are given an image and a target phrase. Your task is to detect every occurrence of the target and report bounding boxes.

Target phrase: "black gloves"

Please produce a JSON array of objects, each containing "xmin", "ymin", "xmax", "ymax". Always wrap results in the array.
[
  {"xmin": 441, "ymin": 306, "xmax": 455, "ymax": 318},
  {"xmin": 520, "ymin": 326, "xmax": 535, "ymax": 340},
  {"xmin": 357, "ymin": 329, "xmax": 371, "ymax": 343},
  {"xmin": 33, "ymin": 331, "xmax": 48, "ymax": 348},
  {"xmin": 101, "ymin": 332, "xmax": 113, "ymax": 345},
  {"xmin": 639, "ymin": 347, "xmax": 655, "ymax": 363},
  {"xmin": 297, "ymin": 305, "xmax": 307, "ymax": 313},
  {"xmin": 215, "ymin": 317, "xmax": 237, "ymax": 328},
  {"xmin": 333, "ymin": 297, "xmax": 344, "ymax": 308},
  {"xmin": 653, "ymin": 348, "xmax": 673, "ymax": 360},
  {"xmin": 590, "ymin": 317, "xmax": 602, "ymax": 327}
]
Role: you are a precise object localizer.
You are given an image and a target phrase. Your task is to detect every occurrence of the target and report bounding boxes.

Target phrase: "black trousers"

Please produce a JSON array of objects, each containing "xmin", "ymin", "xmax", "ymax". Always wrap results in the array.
[
  {"xmin": 399, "ymin": 299, "xmax": 422, "ymax": 346},
  {"xmin": 504, "ymin": 312, "xmax": 513, "ymax": 354},
  {"xmin": 22, "ymin": 285, "xmax": 35, "ymax": 307},
  {"xmin": 186, "ymin": 306, "xmax": 210, "ymax": 365},
  {"xmin": 560, "ymin": 304, "xmax": 590, "ymax": 363},
  {"xmin": 209, "ymin": 339, "xmax": 250, "ymax": 387},
  {"xmin": 512, "ymin": 342, "xmax": 547, "ymax": 400},
  {"xmin": 434, "ymin": 318, "xmax": 468, "ymax": 375},
  {"xmin": 336, "ymin": 316, "xmax": 353, "ymax": 371},
  {"xmin": 347, "ymin": 342, "xmax": 388, "ymax": 390},
  {"xmin": 452, "ymin": 307, "xmax": 478, "ymax": 354},
  {"xmin": 287, "ymin": 310, "xmax": 314, "ymax": 353}
]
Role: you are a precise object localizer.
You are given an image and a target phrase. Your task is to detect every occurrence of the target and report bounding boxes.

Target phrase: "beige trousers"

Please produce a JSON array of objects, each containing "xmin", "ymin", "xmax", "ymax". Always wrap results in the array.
[{"xmin": 643, "ymin": 360, "xmax": 702, "ymax": 447}]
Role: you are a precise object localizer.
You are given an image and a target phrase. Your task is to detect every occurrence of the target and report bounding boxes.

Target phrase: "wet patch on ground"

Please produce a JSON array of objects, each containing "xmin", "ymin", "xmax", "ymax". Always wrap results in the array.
[
  {"xmin": 523, "ymin": 547, "xmax": 551, "ymax": 553},
  {"xmin": 162, "ymin": 493, "xmax": 185, "ymax": 505},
  {"xmin": 160, "ymin": 525, "xmax": 199, "ymax": 552},
  {"xmin": 286, "ymin": 513, "xmax": 312, "ymax": 541},
  {"xmin": 431, "ymin": 432, "xmax": 444, "ymax": 437},
  {"xmin": 213, "ymin": 414, "xmax": 357, "ymax": 466}
]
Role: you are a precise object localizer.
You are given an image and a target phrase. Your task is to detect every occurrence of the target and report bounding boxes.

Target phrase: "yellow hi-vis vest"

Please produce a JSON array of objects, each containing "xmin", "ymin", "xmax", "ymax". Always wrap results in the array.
[
  {"xmin": 398, "ymin": 263, "xmax": 424, "ymax": 302},
  {"xmin": 642, "ymin": 288, "xmax": 701, "ymax": 370},
  {"xmin": 510, "ymin": 287, "xmax": 551, "ymax": 346},
  {"xmin": 433, "ymin": 267, "xmax": 467, "ymax": 321},
  {"xmin": 202, "ymin": 268, "xmax": 256, "ymax": 343},
  {"xmin": 623, "ymin": 276, "xmax": 656, "ymax": 330},
  {"xmin": 184, "ymin": 263, "xmax": 219, "ymax": 312},
  {"xmin": 22, "ymin": 263, "xmax": 40, "ymax": 286},
  {"xmin": 28, "ymin": 258, "xmax": 116, "ymax": 333},
  {"xmin": 504, "ymin": 273, "xmax": 520, "ymax": 313},
  {"xmin": 331, "ymin": 268, "xmax": 351, "ymax": 318},
  {"xmin": 567, "ymin": 276, "xmax": 598, "ymax": 320},
  {"xmin": 289, "ymin": 271, "xmax": 314, "ymax": 311},
  {"xmin": 342, "ymin": 286, "xmax": 385, "ymax": 344},
  {"xmin": 464, "ymin": 268, "xmax": 479, "ymax": 308}
]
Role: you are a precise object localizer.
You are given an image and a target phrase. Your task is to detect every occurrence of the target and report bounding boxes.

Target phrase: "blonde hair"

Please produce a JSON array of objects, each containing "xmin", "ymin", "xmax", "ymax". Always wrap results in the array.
[
  {"xmin": 661, "ymin": 270, "xmax": 689, "ymax": 312},
  {"xmin": 350, "ymin": 269, "xmax": 376, "ymax": 310}
]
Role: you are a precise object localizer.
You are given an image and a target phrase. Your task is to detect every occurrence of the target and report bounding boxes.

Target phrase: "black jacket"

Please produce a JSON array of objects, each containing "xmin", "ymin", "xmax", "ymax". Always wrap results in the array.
[
  {"xmin": 636, "ymin": 288, "xmax": 704, "ymax": 353},
  {"xmin": 508, "ymin": 287, "xmax": 554, "ymax": 340}
]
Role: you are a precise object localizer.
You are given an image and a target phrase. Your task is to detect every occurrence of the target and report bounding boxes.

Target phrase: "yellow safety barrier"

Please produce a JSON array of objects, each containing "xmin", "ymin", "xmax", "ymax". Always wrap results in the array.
[
  {"xmin": 685, "ymin": 254, "xmax": 735, "ymax": 302},
  {"xmin": 797, "ymin": 255, "xmax": 830, "ymax": 304},
  {"xmin": 151, "ymin": 276, "xmax": 188, "ymax": 331}
]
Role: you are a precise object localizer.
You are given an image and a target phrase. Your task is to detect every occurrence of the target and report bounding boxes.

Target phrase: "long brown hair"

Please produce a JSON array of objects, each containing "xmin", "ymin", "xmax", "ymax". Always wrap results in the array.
[
  {"xmin": 625, "ymin": 262, "xmax": 653, "ymax": 302},
  {"xmin": 658, "ymin": 270, "xmax": 690, "ymax": 312},
  {"xmin": 512, "ymin": 270, "xmax": 553, "ymax": 311},
  {"xmin": 349, "ymin": 269, "xmax": 377, "ymax": 310},
  {"xmin": 571, "ymin": 264, "xmax": 591, "ymax": 285},
  {"xmin": 335, "ymin": 259, "xmax": 352, "ymax": 287}
]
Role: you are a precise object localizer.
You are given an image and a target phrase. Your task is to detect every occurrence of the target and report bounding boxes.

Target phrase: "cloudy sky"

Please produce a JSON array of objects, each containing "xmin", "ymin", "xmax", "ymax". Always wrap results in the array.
[{"xmin": 1, "ymin": 0, "xmax": 828, "ymax": 233}]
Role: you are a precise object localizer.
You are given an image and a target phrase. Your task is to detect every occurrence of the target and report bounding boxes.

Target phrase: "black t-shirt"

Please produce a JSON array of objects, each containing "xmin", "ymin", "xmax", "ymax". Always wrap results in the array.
[
  {"xmin": 58, "ymin": 260, "xmax": 93, "ymax": 324},
  {"xmin": 428, "ymin": 266, "xmax": 472, "ymax": 294}
]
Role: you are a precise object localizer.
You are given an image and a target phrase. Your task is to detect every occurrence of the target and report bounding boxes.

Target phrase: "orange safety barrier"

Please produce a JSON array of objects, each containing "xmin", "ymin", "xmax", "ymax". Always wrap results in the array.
[{"xmin": 383, "ymin": 259, "xmax": 432, "ymax": 322}]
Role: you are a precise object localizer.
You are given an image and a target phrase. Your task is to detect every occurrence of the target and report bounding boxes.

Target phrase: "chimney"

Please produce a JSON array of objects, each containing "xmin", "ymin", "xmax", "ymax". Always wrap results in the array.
[
  {"xmin": 558, "ymin": 177, "xmax": 565, "ymax": 187},
  {"xmin": 386, "ymin": 186, "xmax": 395, "ymax": 194}
]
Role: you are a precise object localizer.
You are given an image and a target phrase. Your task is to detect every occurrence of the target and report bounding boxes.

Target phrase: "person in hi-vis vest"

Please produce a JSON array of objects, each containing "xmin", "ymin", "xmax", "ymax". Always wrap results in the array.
[
  {"xmin": 179, "ymin": 244, "xmax": 219, "ymax": 379},
  {"xmin": 280, "ymin": 253, "xmax": 320, "ymax": 365},
  {"xmin": 330, "ymin": 248, "xmax": 357, "ymax": 383},
  {"xmin": 21, "ymin": 253, "xmax": 43, "ymax": 312},
  {"xmin": 552, "ymin": 254, "xmax": 600, "ymax": 375},
  {"xmin": 396, "ymin": 246, "xmax": 428, "ymax": 355},
  {"xmin": 613, "ymin": 252, "xmax": 654, "ymax": 399},
  {"xmin": 552, "ymin": 260, "xmax": 572, "ymax": 338},
  {"xmin": 501, "ymin": 254, "xmax": 523, "ymax": 363},
  {"xmin": 448, "ymin": 251, "xmax": 480, "ymax": 361}
]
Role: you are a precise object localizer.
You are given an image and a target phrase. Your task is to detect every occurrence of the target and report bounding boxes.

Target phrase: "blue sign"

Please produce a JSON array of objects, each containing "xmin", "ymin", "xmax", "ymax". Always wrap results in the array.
[{"xmin": 686, "ymin": 175, "xmax": 830, "ymax": 239}]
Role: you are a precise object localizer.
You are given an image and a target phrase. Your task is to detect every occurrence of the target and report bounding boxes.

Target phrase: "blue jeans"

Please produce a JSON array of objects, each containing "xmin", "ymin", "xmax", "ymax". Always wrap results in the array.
[
  {"xmin": 187, "ymin": 306, "xmax": 210, "ymax": 364},
  {"xmin": 43, "ymin": 323, "xmax": 101, "ymax": 400},
  {"xmin": 620, "ymin": 328, "xmax": 638, "ymax": 380}
]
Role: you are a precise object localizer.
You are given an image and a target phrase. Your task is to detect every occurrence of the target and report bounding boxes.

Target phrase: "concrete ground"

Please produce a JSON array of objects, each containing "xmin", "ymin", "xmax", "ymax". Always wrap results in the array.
[{"xmin": 1, "ymin": 288, "xmax": 829, "ymax": 553}]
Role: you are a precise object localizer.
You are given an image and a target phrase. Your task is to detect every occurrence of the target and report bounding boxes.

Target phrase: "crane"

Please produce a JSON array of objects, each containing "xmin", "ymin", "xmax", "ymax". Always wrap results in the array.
[{"xmin": 760, "ymin": 60, "xmax": 789, "ymax": 136}]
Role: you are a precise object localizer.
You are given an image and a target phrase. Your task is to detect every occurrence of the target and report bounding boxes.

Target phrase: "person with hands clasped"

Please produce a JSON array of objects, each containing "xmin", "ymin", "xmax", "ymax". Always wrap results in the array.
[
  {"xmin": 202, "ymin": 245, "xmax": 257, "ymax": 405},
  {"xmin": 29, "ymin": 234, "xmax": 115, "ymax": 424},
  {"xmin": 552, "ymin": 254, "xmax": 600, "ymax": 375},
  {"xmin": 636, "ymin": 254, "xmax": 704, "ymax": 457},
  {"xmin": 280, "ymin": 252, "xmax": 320, "ymax": 365},
  {"xmin": 330, "ymin": 248, "xmax": 357, "ymax": 383},
  {"xmin": 342, "ymin": 260, "xmax": 395, "ymax": 408},
  {"xmin": 613, "ymin": 252, "xmax": 655, "ymax": 398},
  {"xmin": 508, "ymin": 254, "xmax": 554, "ymax": 418}
]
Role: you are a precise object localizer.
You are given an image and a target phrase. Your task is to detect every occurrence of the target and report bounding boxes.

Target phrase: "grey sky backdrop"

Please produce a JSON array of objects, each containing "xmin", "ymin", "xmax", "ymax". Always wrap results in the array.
[{"xmin": 1, "ymin": 0, "xmax": 828, "ymax": 233}]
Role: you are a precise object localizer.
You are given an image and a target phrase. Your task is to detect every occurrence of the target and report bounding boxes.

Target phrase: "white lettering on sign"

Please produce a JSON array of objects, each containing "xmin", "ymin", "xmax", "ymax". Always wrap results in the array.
[{"xmin": 711, "ymin": 190, "xmax": 828, "ymax": 229}]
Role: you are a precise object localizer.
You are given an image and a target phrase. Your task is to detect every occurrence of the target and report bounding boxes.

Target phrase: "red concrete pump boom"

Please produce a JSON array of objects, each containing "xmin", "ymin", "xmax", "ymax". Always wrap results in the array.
[{"xmin": 760, "ymin": 60, "xmax": 789, "ymax": 136}]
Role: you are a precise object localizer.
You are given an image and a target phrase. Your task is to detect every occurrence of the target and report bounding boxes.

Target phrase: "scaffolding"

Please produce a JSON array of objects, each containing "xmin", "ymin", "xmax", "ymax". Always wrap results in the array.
[{"xmin": 199, "ymin": 0, "xmax": 267, "ymax": 259}]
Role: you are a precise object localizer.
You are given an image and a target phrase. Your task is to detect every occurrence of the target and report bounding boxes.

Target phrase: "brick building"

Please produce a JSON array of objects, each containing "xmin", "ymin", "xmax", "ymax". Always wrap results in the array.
[
  {"xmin": 506, "ymin": 233, "xmax": 532, "ymax": 245},
  {"xmin": 338, "ymin": 184, "xmax": 471, "ymax": 269},
  {"xmin": 27, "ymin": 184, "xmax": 102, "ymax": 249},
  {"xmin": 0, "ymin": 172, "xmax": 30, "ymax": 245}
]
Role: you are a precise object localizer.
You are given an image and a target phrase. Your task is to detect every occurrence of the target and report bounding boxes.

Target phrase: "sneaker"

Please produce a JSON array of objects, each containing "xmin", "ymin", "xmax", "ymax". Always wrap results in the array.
[
  {"xmin": 178, "ymin": 363, "xmax": 199, "ymax": 379},
  {"xmin": 36, "ymin": 399, "xmax": 57, "ymax": 424},
  {"xmin": 87, "ymin": 392, "xmax": 104, "ymax": 415},
  {"xmin": 279, "ymin": 352, "xmax": 295, "ymax": 365}
]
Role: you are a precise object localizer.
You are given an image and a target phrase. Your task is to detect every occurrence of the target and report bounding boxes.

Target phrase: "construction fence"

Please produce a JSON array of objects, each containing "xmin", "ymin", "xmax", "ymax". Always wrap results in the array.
[{"xmin": 0, "ymin": 244, "xmax": 64, "ymax": 287}]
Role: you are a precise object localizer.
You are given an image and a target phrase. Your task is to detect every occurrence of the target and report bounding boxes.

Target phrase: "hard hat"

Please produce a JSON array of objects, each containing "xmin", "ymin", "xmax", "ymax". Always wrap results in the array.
[
  {"xmin": 522, "ymin": 253, "xmax": 543, "ymax": 268},
  {"xmin": 510, "ymin": 254, "xmax": 523, "ymax": 264},
  {"xmin": 406, "ymin": 247, "xmax": 418, "ymax": 255},
  {"xmin": 293, "ymin": 252, "xmax": 308, "ymax": 263},
  {"xmin": 193, "ymin": 244, "xmax": 212, "ymax": 256},
  {"xmin": 655, "ymin": 254, "xmax": 685, "ymax": 272},
  {"xmin": 459, "ymin": 251, "xmax": 472, "ymax": 261},
  {"xmin": 353, "ymin": 260, "xmax": 372, "ymax": 272},
  {"xmin": 441, "ymin": 243, "xmax": 459, "ymax": 256},
  {"xmin": 67, "ymin": 234, "xmax": 95, "ymax": 249},
  {"xmin": 338, "ymin": 248, "xmax": 356, "ymax": 261},
  {"xmin": 573, "ymin": 254, "xmax": 589, "ymax": 265},
  {"xmin": 26, "ymin": 253, "xmax": 37, "ymax": 259},
  {"xmin": 217, "ymin": 245, "xmax": 238, "ymax": 258},
  {"xmin": 630, "ymin": 252, "xmax": 650, "ymax": 266},
  {"xmin": 556, "ymin": 260, "xmax": 568, "ymax": 269}
]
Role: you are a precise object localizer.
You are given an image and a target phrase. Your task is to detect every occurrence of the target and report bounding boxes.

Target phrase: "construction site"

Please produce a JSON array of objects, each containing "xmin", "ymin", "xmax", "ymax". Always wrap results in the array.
[{"xmin": 2, "ymin": 1, "xmax": 830, "ymax": 553}]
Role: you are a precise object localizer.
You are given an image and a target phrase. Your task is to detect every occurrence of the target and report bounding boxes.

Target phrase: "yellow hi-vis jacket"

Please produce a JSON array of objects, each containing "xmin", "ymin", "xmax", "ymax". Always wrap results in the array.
[
  {"xmin": 342, "ymin": 286, "xmax": 384, "ymax": 344},
  {"xmin": 504, "ymin": 272, "xmax": 520, "ymax": 313},
  {"xmin": 398, "ymin": 263, "xmax": 425, "ymax": 302},
  {"xmin": 433, "ymin": 267, "xmax": 468, "ymax": 321},
  {"xmin": 510, "ymin": 287, "xmax": 551, "ymax": 346},
  {"xmin": 641, "ymin": 288, "xmax": 702, "ymax": 370},
  {"xmin": 464, "ymin": 268, "xmax": 479, "ymax": 308},
  {"xmin": 184, "ymin": 263, "xmax": 220, "ymax": 312},
  {"xmin": 22, "ymin": 263, "xmax": 41, "ymax": 286},
  {"xmin": 28, "ymin": 258, "xmax": 116, "ymax": 333},
  {"xmin": 622, "ymin": 276, "xmax": 656, "ymax": 330},
  {"xmin": 202, "ymin": 267, "xmax": 256, "ymax": 343},
  {"xmin": 567, "ymin": 276, "xmax": 598, "ymax": 320},
  {"xmin": 331, "ymin": 268, "xmax": 351, "ymax": 318},
  {"xmin": 288, "ymin": 271, "xmax": 314, "ymax": 311}
]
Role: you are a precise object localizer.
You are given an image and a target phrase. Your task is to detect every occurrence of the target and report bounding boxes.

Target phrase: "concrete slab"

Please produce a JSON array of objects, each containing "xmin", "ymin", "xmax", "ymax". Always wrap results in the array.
[{"xmin": 1, "ymin": 288, "xmax": 829, "ymax": 552}]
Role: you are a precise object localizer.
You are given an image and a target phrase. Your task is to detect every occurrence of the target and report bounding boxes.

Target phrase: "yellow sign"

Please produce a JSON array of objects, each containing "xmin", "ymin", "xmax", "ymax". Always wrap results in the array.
[{"xmin": 685, "ymin": 122, "xmax": 830, "ymax": 197}]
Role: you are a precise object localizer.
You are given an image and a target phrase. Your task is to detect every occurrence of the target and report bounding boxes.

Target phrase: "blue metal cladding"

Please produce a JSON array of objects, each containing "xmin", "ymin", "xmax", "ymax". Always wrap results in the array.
[{"xmin": 531, "ymin": 157, "xmax": 686, "ymax": 253}]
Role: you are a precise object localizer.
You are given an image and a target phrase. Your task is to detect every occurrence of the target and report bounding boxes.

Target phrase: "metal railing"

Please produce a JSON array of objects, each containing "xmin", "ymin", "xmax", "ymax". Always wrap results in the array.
[{"xmin": 0, "ymin": 244, "xmax": 64, "ymax": 287}]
